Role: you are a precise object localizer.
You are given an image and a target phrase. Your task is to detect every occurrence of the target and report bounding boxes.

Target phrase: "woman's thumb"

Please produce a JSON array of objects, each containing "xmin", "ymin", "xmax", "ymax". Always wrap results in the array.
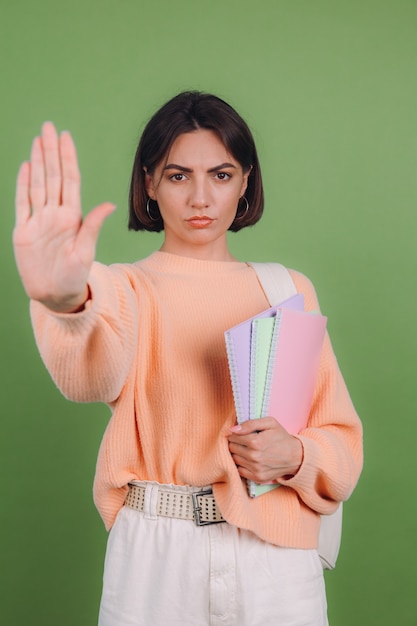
[{"xmin": 78, "ymin": 202, "xmax": 117, "ymax": 252}]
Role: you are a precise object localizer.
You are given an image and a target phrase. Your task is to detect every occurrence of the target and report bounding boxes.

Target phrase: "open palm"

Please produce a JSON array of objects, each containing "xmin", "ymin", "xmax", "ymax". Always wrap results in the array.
[{"xmin": 13, "ymin": 122, "xmax": 115, "ymax": 312}]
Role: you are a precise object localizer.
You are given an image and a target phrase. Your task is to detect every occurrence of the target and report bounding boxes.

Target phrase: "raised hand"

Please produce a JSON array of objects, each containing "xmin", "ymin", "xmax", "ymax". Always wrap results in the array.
[{"xmin": 13, "ymin": 122, "xmax": 115, "ymax": 312}]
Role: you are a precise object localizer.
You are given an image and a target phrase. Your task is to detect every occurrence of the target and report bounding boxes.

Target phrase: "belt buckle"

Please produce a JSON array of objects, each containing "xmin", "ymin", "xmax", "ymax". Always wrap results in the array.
[{"xmin": 192, "ymin": 488, "xmax": 218, "ymax": 526}]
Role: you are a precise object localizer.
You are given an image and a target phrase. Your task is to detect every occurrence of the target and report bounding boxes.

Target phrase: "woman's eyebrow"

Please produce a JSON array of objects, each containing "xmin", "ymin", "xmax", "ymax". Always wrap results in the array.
[
  {"xmin": 164, "ymin": 164, "xmax": 192, "ymax": 172},
  {"xmin": 163, "ymin": 162, "xmax": 237, "ymax": 172},
  {"xmin": 207, "ymin": 163, "xmax": 237, "ymax": 173}
]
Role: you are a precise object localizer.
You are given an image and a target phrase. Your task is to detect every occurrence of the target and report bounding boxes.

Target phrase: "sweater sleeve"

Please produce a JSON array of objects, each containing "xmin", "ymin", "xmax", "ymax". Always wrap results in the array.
[
  {"xmin": 30, "ymin": 262, "xmax": 139, "ymax": 404},
  {"xmin": 277, "ymin": 270, "xmax": 363, "ymax": 514}
]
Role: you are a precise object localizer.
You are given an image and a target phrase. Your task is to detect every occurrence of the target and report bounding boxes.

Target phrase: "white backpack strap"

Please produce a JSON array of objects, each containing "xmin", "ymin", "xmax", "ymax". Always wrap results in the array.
[{"xmin": 248, "ymin": 262, "xmax": 297, "ymax": 305}]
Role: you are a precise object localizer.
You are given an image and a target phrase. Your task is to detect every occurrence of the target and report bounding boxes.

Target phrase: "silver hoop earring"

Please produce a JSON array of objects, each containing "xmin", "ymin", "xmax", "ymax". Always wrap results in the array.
[
  {"xmin": 236, "ymin": 196, "xmax": 249, "ymax": 219},
  {"xmin": 146, "ymin": 198, "xmax": 160, "ymax": 222}
]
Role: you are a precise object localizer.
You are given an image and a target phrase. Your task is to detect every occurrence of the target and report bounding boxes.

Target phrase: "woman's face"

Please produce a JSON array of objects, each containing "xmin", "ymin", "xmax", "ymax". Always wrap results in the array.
[{"xmin": 145, "ymin": 129, "xmax": 249, "ymax": 260}]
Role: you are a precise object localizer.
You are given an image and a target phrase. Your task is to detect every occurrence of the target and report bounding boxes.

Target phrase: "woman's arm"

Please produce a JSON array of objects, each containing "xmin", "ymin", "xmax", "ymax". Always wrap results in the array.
[
  {"xmin": 14, "ymin": 123, "xmax": 137, "ymax": 403},
  {"xmin": 30, "ymin": 262, "xmax": 139, "ymax": 404}
]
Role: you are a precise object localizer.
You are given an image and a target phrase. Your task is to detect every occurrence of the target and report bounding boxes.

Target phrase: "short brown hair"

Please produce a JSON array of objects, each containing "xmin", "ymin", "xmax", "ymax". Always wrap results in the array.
[{"xmin": 128, "ymin": 91, "xmax": 264, "ymax": 232}]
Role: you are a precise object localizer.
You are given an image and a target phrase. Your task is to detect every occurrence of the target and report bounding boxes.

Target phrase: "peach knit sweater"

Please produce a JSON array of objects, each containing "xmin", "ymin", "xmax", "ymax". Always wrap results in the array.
[{"xmin": 30, "ymin": 251, "xmax": 362, "ymax": 549}]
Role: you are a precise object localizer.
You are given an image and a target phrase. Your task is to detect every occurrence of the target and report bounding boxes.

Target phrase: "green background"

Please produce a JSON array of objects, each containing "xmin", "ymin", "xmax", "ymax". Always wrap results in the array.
[{"xmin": 1, "ymin": 1, "xmax": 416, "ymax": 624}]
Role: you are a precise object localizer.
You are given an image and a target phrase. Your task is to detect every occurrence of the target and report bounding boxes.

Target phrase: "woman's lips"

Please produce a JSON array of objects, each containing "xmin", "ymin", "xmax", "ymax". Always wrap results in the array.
[{"xmin": 186, "ymin": 216, "xmax": 214, "ymax": 228}]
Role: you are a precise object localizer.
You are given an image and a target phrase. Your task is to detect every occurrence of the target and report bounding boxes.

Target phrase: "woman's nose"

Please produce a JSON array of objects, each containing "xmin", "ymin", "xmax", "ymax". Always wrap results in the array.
[{"xmin": 190, "ymin": 179, "xmax": 210, "ymax": 208}]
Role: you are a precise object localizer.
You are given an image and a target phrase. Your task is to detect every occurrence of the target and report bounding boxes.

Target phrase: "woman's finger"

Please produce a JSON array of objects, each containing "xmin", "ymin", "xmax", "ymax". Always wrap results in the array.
[
  {"xmin": 29, "ymin": 136, "xmax": 46, "ymax": 211},
  {"xmin": 60, "ymin": 131, "xmax": 81, "ymax": 211},
  {"xmin": 41, "ymin": 122, "xmax": 62, "ymax": 206},
  {"xmin": 229, "ymin": 417, "xmax": 278, "ymax": 436},
  {"xmin": 15, "ymin": 162, "xmax": 31, "ymax": 226}
]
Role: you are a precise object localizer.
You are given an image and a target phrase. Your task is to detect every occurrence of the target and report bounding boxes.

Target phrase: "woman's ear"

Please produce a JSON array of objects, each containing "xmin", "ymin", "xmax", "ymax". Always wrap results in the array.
[
  {"xmin": 240, "ymin": 165, "xmax": 252, "ymax": 197},
  {"xmin": 144, "ymin": 168, "xmax": 156, "ymax": 200}
]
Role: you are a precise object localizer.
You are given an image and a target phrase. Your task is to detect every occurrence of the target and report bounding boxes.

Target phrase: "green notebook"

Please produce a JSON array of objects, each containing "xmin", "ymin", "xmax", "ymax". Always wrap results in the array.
[
  {"xmin": 250, "ymin": 316, "xmax": 276, "ymax": 420},
  {"xmin": 248, "ymin": 314, "xmax": 282, "ymax": 497}
]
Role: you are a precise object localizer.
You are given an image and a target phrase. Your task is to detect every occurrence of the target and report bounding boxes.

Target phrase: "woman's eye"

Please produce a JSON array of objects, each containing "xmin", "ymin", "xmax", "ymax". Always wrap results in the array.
[
  {"xmin": 170, "ymin": 173, "xmax": 187, "ymax": 182},
  {"xmin": 215, "ymin": 172, "xmax": 231, "ymax": 181}
]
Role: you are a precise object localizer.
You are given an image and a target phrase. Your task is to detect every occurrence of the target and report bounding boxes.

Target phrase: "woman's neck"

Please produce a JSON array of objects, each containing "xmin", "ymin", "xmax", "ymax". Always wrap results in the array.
[{"xmin": 159, "ymin": 239, "xmax": 238, "ymax": 262}]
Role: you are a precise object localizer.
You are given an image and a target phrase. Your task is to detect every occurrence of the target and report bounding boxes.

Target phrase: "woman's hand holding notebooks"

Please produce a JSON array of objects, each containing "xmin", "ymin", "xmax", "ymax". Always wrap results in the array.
[{"xmin": 225, "ymin": 296, "xmax": 327, "ymax": 497}]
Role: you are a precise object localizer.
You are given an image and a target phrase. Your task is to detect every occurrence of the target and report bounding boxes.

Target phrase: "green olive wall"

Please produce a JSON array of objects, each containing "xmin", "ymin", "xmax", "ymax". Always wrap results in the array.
[{"xmin": 1, "ymin": 1, "xmax": 416, "ymax": 624}]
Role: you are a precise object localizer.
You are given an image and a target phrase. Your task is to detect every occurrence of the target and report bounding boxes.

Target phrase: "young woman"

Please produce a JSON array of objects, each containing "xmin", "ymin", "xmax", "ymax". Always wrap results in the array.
[{"xmin": 13, "ymin": 91, "xmax": 363, "ymax": 626}]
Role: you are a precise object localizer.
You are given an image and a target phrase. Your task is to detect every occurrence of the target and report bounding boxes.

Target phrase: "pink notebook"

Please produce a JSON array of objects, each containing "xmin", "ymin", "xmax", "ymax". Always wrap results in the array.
[{"xmin": 260, "ymin": 308, "xmax": 327, "ymax": 434}]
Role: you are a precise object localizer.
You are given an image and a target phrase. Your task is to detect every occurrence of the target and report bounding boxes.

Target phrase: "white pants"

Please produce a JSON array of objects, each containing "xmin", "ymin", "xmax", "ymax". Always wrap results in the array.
[{"xmin": 98, "ymin": 483, "xmax": 328, "ymax": 626}]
